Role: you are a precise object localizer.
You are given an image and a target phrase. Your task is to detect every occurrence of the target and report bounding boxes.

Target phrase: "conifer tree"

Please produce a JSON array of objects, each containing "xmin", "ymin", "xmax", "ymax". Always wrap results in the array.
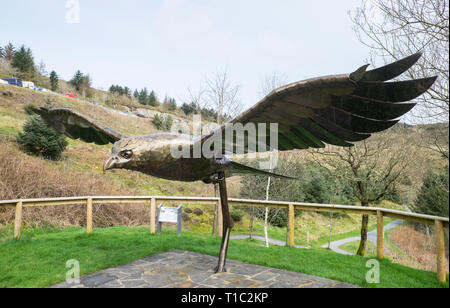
[
  {"xmin": 11, "ymin": 45, "xmax": 34, "ymax": 77},
  {"xmin": 17, "ymin": 104, "xmax": 68, "ymax": 160},
  {"xmin": 50, "ymin": 71, "xmax": 59, "ymax": 92}
]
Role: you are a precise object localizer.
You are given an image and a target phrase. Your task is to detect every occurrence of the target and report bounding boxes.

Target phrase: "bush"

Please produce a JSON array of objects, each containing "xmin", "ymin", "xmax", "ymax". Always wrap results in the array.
[
  {"xmin": 415, "ymin": 166, "xmax": 449, "ymax": 218},
  {"xmin": 230, "ymin": 209, "xmax": 244, "ymax": 222},
  {"xmin": 181, "ymin": 102, "xmax": 196, "ymax": 116},
  {"xmin": 152, "ymin": 114, "xmax": 174, "ymax": 131},
  {"xmin": 151, "ymin": 114, "xmax": 164, "ymax": 130},
  {"xmin": 16, "ymin": 116, "xmax": 68, "ymax": 160},
  {"xmin": 164, "ymin": 115, "xmax": 173, "ymax": 131},
  {"xmin": 193, "ymin": 208, "xmax": 203, "ymax": 216},
  {"xmin": 23, "ymin": 104, "xmax": 35, "ymax": 115},
  {"xmin": 269, "ymin": 208, "xmax": 288, "ymax": 227}
]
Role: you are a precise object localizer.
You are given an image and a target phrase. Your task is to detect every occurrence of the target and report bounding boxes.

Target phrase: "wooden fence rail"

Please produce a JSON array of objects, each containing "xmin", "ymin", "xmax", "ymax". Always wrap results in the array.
[{"xmin": 0, "ymin": 196, "xmax": 448, "ymax": 283}]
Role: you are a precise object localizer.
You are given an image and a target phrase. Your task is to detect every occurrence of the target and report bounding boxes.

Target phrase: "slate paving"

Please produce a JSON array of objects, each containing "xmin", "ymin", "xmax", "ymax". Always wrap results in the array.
[{"xmin": 51, "ymin": 250, "xmax": 358, "ymax": 288}]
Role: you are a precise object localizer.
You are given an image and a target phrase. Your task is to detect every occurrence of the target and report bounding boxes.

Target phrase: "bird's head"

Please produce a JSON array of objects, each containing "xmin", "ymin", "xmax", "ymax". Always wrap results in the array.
[
  {"xmin": 103, "ymin": 137, "xmax": 150, "ymax": 172},
  {"xmin": 103, "ymin": 133, "xmax": 189, "ymax": 173}
]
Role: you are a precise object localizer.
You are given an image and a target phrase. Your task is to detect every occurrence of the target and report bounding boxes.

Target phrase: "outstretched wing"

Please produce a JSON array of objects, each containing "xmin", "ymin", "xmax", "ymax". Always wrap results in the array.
[
  {"xmin": 32, "ymin": 107, "xmax": 126, "ymax": 145},
  {"xmin": 200, "ymin": 52, "xmax": 436, "ymax": 153}
]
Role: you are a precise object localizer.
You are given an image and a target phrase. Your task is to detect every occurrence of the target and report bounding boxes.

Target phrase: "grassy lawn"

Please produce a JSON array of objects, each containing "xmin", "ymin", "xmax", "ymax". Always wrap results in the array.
[
  {"xmin": 338, "ymin": 240, "xmax": 377, "ymax": 257},
  {"xmin": 0, "ymin": 226, "xmax": 447, "ymax": 288},
  {"xmin": 231, "ymin": 214, "xmax": 395, "ymax": 249}
]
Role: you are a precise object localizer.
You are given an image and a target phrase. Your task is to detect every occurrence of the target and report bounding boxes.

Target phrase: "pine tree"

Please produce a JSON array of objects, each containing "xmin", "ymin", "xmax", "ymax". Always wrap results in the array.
[
  {"xmin": 148, "ymin": 90, "xmax": 158, "ymax": 106},
  {"xmin": 415, "ymin": 166, "xmax": 449, "ymax": 218},
  {"xmin": 123, "ymin": 86, "xmax": 130, "ymax": 97},
  {"xmin": 50, "ymin": 71, "xmax": 59, "ymax": 92},
  {"xmin": 16, "ymin": 115, "xmax": 68, "ymax": 160},
  {"xmin": 11, "ymin": 45, "xmax": 34, "ymax": 77},
  {"xmin": 138, "ymin": 88, "xmax": 149, "ymax": 105},
  {"xmin": 70, "ymin": 70, "xmax": 84, "ymax": 91}
]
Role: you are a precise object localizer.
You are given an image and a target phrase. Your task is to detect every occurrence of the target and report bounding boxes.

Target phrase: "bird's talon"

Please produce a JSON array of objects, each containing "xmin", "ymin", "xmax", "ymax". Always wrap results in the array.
[{"xmin": 214, "ymin": 266, "xmax": 227, "ymax": 273}]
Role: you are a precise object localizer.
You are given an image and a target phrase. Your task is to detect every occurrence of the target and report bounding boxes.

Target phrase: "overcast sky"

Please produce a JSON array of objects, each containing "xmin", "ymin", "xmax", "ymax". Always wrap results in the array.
[{"xmin": 0, "ymin": 0, "xmax": 372, "ymax": 111}]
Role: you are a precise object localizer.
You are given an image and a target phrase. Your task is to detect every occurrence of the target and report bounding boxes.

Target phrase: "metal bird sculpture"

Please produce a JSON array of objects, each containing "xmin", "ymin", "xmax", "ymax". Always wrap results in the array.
[{"xmin": 33, "ymin": 52, "xmax": 436, "ymax": 273}]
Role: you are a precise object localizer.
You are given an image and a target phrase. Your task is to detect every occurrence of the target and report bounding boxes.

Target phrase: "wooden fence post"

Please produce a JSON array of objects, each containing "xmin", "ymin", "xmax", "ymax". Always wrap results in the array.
[
  {"xmin": 86, "ymin": 198, "xmax": 93, "ymax": 234},
  {"xmin": 150, "ymin": 198, "xmax": 156, "ymax": 234},
  {"xmin": 435, "ymin": 219, "xmax": 446, "ymax": 283},
  {"xmin": 377, "ymin": 210, "xmax": 384, "ymax": 259},
  {"xmin": 288, "ymin": 204, "xmax": 295, "ymax": 247},
  {"xmin": 14, "ymin": 201, "xmax": 23, "ymax": 239}
]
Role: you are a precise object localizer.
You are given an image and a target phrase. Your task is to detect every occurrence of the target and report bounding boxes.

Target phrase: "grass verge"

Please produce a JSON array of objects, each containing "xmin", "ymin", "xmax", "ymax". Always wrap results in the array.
[{"xmin": 0, "ymin": 226, "xmax": 447, "ymax": 288}]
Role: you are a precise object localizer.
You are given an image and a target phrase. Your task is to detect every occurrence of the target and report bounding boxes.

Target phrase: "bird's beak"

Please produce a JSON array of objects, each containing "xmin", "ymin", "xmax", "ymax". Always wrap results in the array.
[{"xmin": 103, "ymin": 155, "xmax": 116, "ymax": 173}]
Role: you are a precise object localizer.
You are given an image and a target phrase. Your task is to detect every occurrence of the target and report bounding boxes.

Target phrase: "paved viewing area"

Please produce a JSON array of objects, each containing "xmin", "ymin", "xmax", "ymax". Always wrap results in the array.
[{"xmin": 52, "ymin": 250, "xmax": 358, "ymax": 288}]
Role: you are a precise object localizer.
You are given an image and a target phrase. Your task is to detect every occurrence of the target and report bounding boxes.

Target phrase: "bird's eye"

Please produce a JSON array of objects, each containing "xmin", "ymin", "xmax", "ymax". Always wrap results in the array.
[{"xmin": 120, "ymin": 150, "xmax": 133, "ymax": 159}]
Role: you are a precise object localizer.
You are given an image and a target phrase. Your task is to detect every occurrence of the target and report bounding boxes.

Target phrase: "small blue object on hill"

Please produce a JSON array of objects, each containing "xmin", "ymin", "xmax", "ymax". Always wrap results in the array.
[{"xmin": 2, "ymin": 78, "xmax": 22, "ymax": 87}]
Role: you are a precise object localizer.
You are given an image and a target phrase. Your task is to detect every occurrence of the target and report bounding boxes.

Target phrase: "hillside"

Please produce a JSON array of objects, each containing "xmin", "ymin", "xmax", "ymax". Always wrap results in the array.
[{"xmin": 0, "ymin": 83, "xmax": 222, "ymax": 198}]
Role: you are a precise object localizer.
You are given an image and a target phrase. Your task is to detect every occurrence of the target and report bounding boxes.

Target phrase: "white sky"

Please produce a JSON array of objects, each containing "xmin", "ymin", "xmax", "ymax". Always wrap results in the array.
[{"xmin": 0, "ymin": 0, "xmax": 372, "ymax": 111}]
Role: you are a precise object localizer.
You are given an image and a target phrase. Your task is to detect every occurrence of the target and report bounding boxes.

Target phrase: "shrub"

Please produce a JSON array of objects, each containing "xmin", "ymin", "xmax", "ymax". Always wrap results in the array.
[
  {"xmin": 23, "ymin": 104, "xmax": 35, "ymax": 115},
  {"xmin": 152, "ymin": 115, "xmax": 174, "ymax": 131},
  {"xmin": 16, "ymin": 115, "xmax": 68, "ymax": 160},
  {"xmin": 193, "ymin": 208, "xmax": 204, "ymax": 216},
  {"xmin": 163, "ymin": 115, "xmax": 173, "ymax": 131},
  {"xmin": 181, "ymin": 102, "xmax": 197, "ymax": 116},
  {"xmin": 230, "ymin": 209, "xmax": 244, "ymax": 222},
  {"xmin": 151, "ymin": 114, "xmax": 164, "ymax": 130},
  {"xmin": 415, "ymin": 166, "xmax": 449, "ymax": 218}
]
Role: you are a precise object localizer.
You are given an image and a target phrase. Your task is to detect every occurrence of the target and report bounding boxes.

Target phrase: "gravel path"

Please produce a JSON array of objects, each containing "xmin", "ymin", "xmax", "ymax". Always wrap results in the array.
[
  {"xmin": 321, "ymin": 219, "xmax": 404, "ymax": 255},
  {"xmin": 323, "ymin": 205, "xmax": 411, "ymax": 255},
  {"xmin": 231, "ymin": 206, "xmax": 411, "ymax": 255}
]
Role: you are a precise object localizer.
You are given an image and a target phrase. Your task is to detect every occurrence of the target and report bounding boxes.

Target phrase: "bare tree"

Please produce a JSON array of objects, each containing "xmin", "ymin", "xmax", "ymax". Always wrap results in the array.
[
  {"xmin": 204, "ymin": 69, "xmax": 242, "ymax": 124},
  {"xmin": 182, "ymin": 86, "xmax": 208, "ymax": 114},
  {"xmin": 255, "ymin": 73, "xmax": 288, "ymax": 246},
  {"xmin": 312, "ymin": 130, "xmax": 416, "ymax": 256},
  {"xmin": 241, "ymin": 153, "xmax": 302, "ymax": 242},
  {"xmin": 0, "ymin": 59, "xmax": 19, "ymax": 77},
  {"xmin": 350, "ymin": 0, "xmax": 449, "ymax": 123},
  {"xmin": 2, "ymin": 43, "xmax": 16, "ymax": 61}
]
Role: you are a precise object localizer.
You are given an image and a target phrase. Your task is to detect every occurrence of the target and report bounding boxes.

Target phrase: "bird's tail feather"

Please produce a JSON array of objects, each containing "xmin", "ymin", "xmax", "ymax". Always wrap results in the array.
[{"xmin": 228, "ymin": 160, "xmax": 296, "ymax": 180}]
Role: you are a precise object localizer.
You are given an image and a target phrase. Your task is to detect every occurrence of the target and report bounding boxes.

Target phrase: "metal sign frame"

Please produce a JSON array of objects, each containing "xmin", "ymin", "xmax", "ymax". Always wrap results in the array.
[{"xmin": 156, "ymin": 204, "xmax": 182, "ymax": 236}]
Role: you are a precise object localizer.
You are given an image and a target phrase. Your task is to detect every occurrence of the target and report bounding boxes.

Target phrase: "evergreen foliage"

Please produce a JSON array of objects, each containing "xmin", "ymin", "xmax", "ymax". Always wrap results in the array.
[
  {"xmin": 16, "ymin": 107, "xmax": 68, "ymax": 160},
  {"xmin": 415, "ymin": 166, "xmax": 449, "ymax": 218},
  {"xmin": 49, "ymin": 71, "xmax": 58, "ymax": 92},
  {"xmin": 11, "ymin": 45, "xmax": 34, "ymax": 77},
  {"xmin": 70, "ymin": 70, "xmax": 84, "ymax": 91}
]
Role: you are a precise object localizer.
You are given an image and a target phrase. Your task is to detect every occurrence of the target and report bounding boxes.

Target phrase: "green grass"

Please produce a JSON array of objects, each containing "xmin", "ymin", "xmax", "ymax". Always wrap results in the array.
[
  {"xmin": 310, "ymin": 217, "xmax": 395, "ymax": 247},
  {"xmin": 339, "ymin": 240, "xmax": 377, "ymax": 257},
  {"xmin": 230, "ymin": 214, "xmax": 395, "ymax": 249},
  {"xmin": 0, "ymin": 226, "xmax": 447, "ymax": 288}
]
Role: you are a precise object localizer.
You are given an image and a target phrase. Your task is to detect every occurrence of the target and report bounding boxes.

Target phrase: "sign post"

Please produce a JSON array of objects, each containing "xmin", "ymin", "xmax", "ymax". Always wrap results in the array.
[{"xmin": 156, "ymin": 204, "xmax": 182, "ymax": 236}]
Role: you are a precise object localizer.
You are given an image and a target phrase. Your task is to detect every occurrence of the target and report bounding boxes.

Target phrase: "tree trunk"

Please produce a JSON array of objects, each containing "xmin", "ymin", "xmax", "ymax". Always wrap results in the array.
[
  {"xmin": 264, "ymin": 176, "xmax": 271, "ymax": 248},
  {"xmin": 264, "ymin": 207, "xmax": 269, "ymax": 247},
  {"xmin": 357, "ymin": 214, "xmax": 369, "ymax": 256}
]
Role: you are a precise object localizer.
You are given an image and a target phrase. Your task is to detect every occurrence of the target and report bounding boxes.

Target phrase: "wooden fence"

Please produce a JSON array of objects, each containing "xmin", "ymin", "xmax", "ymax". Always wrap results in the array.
[{"xmin": 0, "ymin": 196, "xmax": 448, "ymax": 283}]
